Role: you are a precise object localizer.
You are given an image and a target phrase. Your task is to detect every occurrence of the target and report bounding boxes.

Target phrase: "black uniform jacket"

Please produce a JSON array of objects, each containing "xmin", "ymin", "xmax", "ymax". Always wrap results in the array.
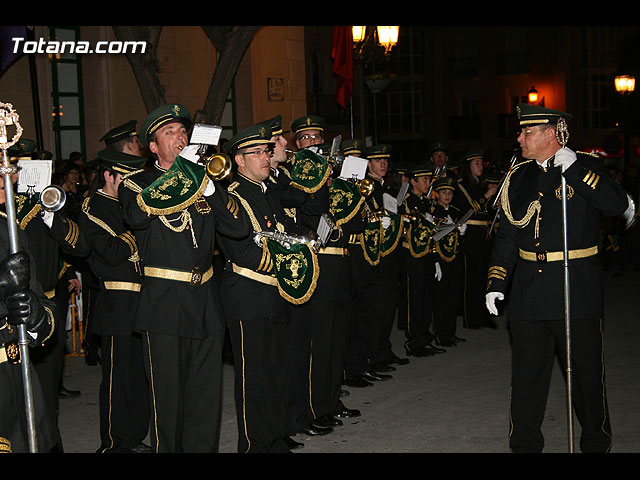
[
  {"xmin": 15, "ymin": 194, "xmax": 91, "ymax": 295},
  {"xmin": 217, "ymin": 173, "xmax": 299, "ymax": 320},
  {"xmin": 79, "ymin": 191, "xmax": 143, "ymax": 336},
  {"xmin": 488, "ymin": 152, "xmax": 629, "ymax": 320},
  {"xmin": 119, "ymin": 163, "xmax": 251, "ymax": 338},
  {"xmin": 0, "ymin": 215, "xmax": 58, "ymax": 453}
]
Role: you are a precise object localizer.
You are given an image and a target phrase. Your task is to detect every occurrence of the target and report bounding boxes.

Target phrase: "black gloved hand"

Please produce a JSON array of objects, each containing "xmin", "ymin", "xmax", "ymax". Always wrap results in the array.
[
  {"xmin": 6, "ymin": 289, "xmax": 45, "ymax": 330},
  {"xmin": 0, "ymin": 252, "xmax": 31, "ymax": 298}
]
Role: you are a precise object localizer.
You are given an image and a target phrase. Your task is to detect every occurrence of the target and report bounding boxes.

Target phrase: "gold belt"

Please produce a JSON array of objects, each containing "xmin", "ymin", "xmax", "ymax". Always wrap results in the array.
[
  {"xmin": 103, "ymin": 281, "xmax": 142, "ymax": 292},
  {"xmin": 518, "ymin": 245, "xmax": 598, "ymax": 263},
  {"xmin": 44, "ymin": 289, "xmax": 56, "ymax": 299},
  {"xmin": 231, "ymin": 263, "xmax": 277, "ymax": 286},
  {"xmin": 144, "ymin": 265, "xmax": 213, "ymax": 286},
  {"xmin": 318, "ymin": 246, "xmax": 348, "ymax": 256}
]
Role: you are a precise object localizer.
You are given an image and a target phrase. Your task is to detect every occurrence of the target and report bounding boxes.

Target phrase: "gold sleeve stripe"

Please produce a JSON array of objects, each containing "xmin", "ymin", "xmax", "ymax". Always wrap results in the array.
[
  {"xmin": 117, "ymin": 231, "xmax": 138, "ymax": 254},
  {"xmin": 227, "ymin": 196, "xmax": 240, "ymax": 217},
  {"xmin": 65, "ymin": 220, "xmax": 79, "ymax": 246},
  {"xmin": 582, "ymin": 170, "xmax": 600, "ymax": 189}
]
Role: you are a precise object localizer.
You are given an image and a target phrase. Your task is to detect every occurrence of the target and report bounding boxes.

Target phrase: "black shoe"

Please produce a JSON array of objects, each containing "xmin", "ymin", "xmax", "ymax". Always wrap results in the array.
[
  {"xmin": 339, "ymin": 389, "xmax": 350, "ymax": 397},
  {"xmin": 334, "ymin": 407, "xmax": 361, "ymax": 418},
  {"xmin": 454, "ymin": 335, "xmax": 466, "ymax": 343},
  {"xmin": 387, "ymin": 354, "xmax": 410, "ymax": 366},
  {"xmin": 128, "ymin": 442, "xmax": 152, "ymax": 453},
  {"xmin": 299, "ymin": 423, "xmax": 333, "ymax": 436},
  {"xmin": 361, "ymin": 370, "xmax": 392, "ymax": 381},
  {"xmin": 58, "ymin": 386, "xmax": 81, "ymax": 399},
  {"xmin": 371, "ymin": 362, "xmax": 395, "ymax": 372},
  {"xmin": 484, "ymin": 319, "xmax": 498, "ymax": 329},
  {"xmin": 344, "ymin": 375, "xmax": 373, "ymax": 388},
  {"xmin": 314, "ymin": 415, "xmax": 343, "ymax": 427},
  {"xmin": 436, "ymin": 339, "xmax": 456, "ymax": 347},
  {"xmin": 405, "ymin": 346, "xmax": 434, "ymax": 357},
  {"xmin": 283, "ymin": 436, "xmax": 304, "ymax": 450},
  {"xmin": 425, "ymin": 343, "xmax": 446, "ymax": 354}
]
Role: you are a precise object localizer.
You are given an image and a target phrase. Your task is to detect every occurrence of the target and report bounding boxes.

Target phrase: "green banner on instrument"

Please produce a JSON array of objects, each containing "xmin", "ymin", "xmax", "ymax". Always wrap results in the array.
[
  {"xmin": 289, "ymin": 148, "xmax": 330, "ymax": 193},
  {"xmin": 266, "ymin": 239, "xmax": 319, "ymax": 304},
  {"xmin": 360, "ymin": 220, "xmax": 382, "ymax": 266},
  {"xmin": 381, "ymin": 214, "xmax": 403, "ymax": 256},
  {"xmin": 328, "ymin": 177, "xmax": 365, "ymax": 226},
  {"xmin": 434, "ymin": 230, "xmax": 459, "ymax": 262},
  {"xmin": 406, "ymin": 217, "xmax": 435, "ymax": 258},
  {"xmin": 137, "ymin": 155, "xmax": 209, "ymax": 215}
]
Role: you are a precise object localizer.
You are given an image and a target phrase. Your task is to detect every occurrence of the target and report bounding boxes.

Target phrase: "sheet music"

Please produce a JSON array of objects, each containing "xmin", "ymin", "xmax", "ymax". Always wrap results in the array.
[
  {"xmin": 338, "ymin": 156, "xmax": 368, "ymax": 180},
  {"xmin": 17, "ymin": 160, "xmax": 52, "ymax": 193}
]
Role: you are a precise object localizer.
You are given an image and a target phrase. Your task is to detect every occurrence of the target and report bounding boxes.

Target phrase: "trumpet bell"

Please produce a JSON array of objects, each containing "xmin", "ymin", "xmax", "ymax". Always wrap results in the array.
[
  {"xmin": 204, "ymin": 153, "xmax": 232, "ymax": 182},
  {"xmin": 358, "ymin": 178, "xmax": 374, "ymax": 197},
  {"xmin": 39, "ymin": 185, "xmax": 66, "ymax": 212}
]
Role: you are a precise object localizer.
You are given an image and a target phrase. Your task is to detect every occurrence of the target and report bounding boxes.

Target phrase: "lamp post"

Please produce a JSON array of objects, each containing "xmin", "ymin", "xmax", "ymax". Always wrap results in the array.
[
  {"xmin": 614, "ymin": 75, "xmax": 636, "ymax": 169},
  {"xmin": 351, "ymin": 26, "xmax": 399, "ymax": 144}
]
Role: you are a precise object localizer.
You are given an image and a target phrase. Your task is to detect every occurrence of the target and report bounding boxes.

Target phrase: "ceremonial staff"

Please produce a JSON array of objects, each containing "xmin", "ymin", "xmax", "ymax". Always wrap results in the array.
[
  {"xmin": 556, "ymin": 117, "xmax": 574, "ymax": 453},
  {"xmin": 0, "ymin": 102, "xmax": 38, "ymax": 452}
]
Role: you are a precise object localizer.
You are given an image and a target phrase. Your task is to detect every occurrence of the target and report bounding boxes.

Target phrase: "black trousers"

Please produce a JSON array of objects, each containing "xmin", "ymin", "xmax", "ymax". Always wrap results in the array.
[
  {"xmin": 509, "ymin": 316, "xmax": 612, "ymax": 453},
  {"xmin": 373, "ymin": 250, "xmax": 401, "ymax": 364},
  {"xmin": 432, "ymin": 257, "xmax": 461, "ymax": 343},
  {"xmin": 97, "ymin": 332, "xmax": 149, "ymax": 453},
  {"xmin": 402, "ymin": 250, "xmax": 435, "ymax": 352},
  {"xmin": 345, "ymin": 246, "xmax": 384, "ymax": 378},
  {"xmin": 141, "ymin": 330, "xmax": 223, "ymax": 453},
  {"xmin": 462, "ymin": 226, "xmax": 493, "ymax": 329},
  {"xmin": 226, "ymin": 314, "xmax": 289, "ymax": 453}
]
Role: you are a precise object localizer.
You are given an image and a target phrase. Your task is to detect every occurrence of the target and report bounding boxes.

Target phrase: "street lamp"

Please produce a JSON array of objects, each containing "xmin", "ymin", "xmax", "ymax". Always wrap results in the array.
[{"xmin": 615, "ymin": 75, "xmax": 636, "ymax": 94}]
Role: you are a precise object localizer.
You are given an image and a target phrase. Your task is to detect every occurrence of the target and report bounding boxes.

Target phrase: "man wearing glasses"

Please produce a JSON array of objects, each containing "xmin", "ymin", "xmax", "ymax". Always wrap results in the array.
[
  {"xmin": 217, "ymin": 123, "xmax": 303, "ymax": 453},
  {"xmin": 291, "ymin": 114, "xmax": 326, "ymax": 150}
]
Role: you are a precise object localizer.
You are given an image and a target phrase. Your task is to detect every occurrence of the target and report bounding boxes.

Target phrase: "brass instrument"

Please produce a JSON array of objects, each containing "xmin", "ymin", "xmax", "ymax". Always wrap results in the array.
[
  {"xmin": 253, "ymin": 230, "xmax": 321, "ymax": 252},
  {"xmin": 197, "ymin": 151, "xmax": 232, "ymax": 182},
  {"xmin": 38, "ymin": 184, "xmax": 66, "ymax": 212},
  {"xmin": 356, "ymin": 177, "xmax": 374, "ymax": 197}
]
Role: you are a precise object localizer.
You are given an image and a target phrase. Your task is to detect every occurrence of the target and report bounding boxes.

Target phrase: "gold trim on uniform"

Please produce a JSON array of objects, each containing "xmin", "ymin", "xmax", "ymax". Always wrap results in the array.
[
  {"xmin": 65, "ymin": 219, "xmax": 80, "ymax": 246},
  {"xmin": 583, "ymin": 170, "xmax": 600, "ymax": 190},
  {"xmin": 488, "ymin": 265, "xmax": 507, "ymax": 280},
  {"xmin": 143, "ymin": 265, "xmax": 213, "ymax": 285},
  {"xmin": 231, "ymin": 262, "xmax": 278, "ymax": 286},
  {"xmin": 0, "ymin": 436, "xmax": 11, "ymax": 453},
  {"xmin": 318, "ymin": 246, "xmax": 348, "ymax": 256},
  {"xmin": 466, "ymin": 219, "xmax": 491, "ymax": 226},
  {"xmin": 518, "ymin": 245, "xmax": 598, "ymax": 262},
  {"xmin": 103, "ymin": 281, "xmax": 142, "ymax": 292}
]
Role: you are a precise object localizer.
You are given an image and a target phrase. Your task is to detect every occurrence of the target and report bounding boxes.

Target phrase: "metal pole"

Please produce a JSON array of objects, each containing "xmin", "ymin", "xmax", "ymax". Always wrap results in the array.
[
  {"xmin": 0, "ymin": 104, "xmax": 39, "ymax": 453},
  {"xmin": 556, "ymin": 118, "xmax": 574, "ymax": 453}
]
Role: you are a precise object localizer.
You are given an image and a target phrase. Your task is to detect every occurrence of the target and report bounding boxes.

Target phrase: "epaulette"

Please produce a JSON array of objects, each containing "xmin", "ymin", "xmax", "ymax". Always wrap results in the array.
[
  {"xmin": 227, "ymin": 180, "xmax": 240, "ymax": 193},
  {"xmin": 577, "ymin": 150, "xmax": 601, "ymax": 158}
]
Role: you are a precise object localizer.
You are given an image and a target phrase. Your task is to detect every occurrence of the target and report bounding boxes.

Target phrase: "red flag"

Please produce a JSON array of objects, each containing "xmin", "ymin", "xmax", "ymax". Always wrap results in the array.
[{"xmin": 331, "ymin": 26, "xmax": 354, "ymax": 109}]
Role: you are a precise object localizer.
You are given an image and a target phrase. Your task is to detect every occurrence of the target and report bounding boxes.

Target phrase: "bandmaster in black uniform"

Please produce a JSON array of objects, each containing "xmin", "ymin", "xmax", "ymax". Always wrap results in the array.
[{"xmin": 486, "ymin": 104, "xmax": 629, "ymax": 453}]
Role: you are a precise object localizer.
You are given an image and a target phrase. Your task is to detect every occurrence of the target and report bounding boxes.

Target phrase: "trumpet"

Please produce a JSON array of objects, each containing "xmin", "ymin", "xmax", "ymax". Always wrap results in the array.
[
  {"xmin": 253, "ymin": 230, "xmax": 321, "ymax": 252},
  {"xmin": 38, "ymin": 184, "xmax": 66, "ymax": 212},
  {"xmin": 197, "ymin": 150, "xmax": 233, "ymax": 182}
]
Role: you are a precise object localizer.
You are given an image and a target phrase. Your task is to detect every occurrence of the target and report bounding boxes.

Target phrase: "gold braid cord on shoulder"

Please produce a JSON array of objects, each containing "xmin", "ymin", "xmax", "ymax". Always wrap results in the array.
[{"xmin": 500, "ymin": 159, "xmax": 542, "ymax": 229}]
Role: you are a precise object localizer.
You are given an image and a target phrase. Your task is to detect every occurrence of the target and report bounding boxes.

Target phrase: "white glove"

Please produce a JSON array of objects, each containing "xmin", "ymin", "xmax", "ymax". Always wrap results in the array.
[
  {"xmin": 485, "ymin": 292, "xmax": 504, "ymax": 316},
  {"xmin": 41, "ymin": 210, "xmax": 54, "ymax": 229},
  {"xmin": 179, "ymin": 144, "xmax": 215, "ymax": 196},
  {"xmin": 381, "ymin": 216, "xmax": 391, "ymax": 230},
  {"xmin": 458, "ymin": 223, "xmax": 467, "ymax": 235},
  {"xmin": 434, "ymin": 262, "xmax": 442, "ymax": 281},
  {"xmin": 554, "ymin": 147, "xmax": 576, "ymax": 172},
  {"xmin": 444, "ymin": 215, "xmax": 454, "ymax": 225},
  {"xmin": 424, "ymin": 212, "xmax": 434, "ymax": 223}
]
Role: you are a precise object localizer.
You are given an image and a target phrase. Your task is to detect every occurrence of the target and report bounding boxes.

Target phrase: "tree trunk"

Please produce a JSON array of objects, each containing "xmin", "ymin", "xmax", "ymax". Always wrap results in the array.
[
  {"xmin": 197, "ymin": 26, "xmax": 261, "ymax": 126},
  {"xmin": 112, "ymin": 26, "xmax": 166, "ymax": 113}
]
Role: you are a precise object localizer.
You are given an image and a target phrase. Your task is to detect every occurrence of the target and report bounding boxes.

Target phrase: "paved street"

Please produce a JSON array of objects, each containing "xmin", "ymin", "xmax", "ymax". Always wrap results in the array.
[{"xmin": 56, "ymin": 270, "xmax": 640, "ymax": 454}]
